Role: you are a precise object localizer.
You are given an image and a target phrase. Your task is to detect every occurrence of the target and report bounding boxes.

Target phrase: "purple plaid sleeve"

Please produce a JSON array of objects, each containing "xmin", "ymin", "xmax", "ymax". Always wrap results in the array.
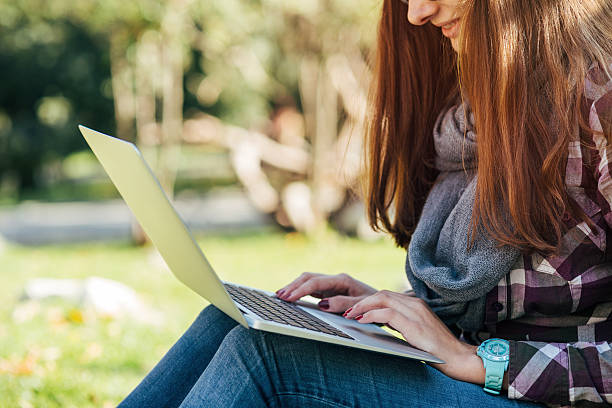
[
  {"xmin": 489, "ymin": 62, "xmax": 612, "ymax": 408},
  {"xmin": 508, "ymin": 341, "xmax": 612, "ymax": 406}
]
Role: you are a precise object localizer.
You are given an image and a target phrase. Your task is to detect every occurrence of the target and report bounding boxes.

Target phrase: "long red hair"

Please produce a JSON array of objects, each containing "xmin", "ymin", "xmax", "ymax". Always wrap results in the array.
[{"xmin": 365, "ymin": 0, "xmax": 612, "ymax": 253}]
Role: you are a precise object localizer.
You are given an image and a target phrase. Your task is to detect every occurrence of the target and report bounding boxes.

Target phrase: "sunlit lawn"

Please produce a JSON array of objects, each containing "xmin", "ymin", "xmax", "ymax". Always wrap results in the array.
[{"xmin": 0, "ymin": 231, "xmax": 407, "ymax": 407}]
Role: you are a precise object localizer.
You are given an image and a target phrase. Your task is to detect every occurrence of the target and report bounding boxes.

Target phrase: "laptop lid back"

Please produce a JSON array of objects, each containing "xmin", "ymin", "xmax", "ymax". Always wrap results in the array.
[{"xmin": 79, "ymin": 125, "xmax": 247, "ymax": 327}]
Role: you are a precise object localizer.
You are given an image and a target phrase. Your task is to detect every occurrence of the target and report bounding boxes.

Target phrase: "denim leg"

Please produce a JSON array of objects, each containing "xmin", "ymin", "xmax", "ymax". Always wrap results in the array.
[
  {"xmin": 119, "ymin": 305, "xmax": 238, "ymax": 408},
  {"xmin": 178, "ymin": 326, "xmax": 546, "ymax": 408}
]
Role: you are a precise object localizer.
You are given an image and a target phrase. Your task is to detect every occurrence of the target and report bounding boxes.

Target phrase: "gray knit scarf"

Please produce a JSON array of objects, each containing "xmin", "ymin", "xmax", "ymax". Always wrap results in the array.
[{"xmin": 404, "ymin": 102, "xmax": 521, "ymax": 333}]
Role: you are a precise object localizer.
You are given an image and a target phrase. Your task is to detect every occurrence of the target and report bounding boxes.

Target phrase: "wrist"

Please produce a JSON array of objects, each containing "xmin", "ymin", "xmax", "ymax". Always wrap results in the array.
[
  {"xmin": 459, "ymin": 344, "xmax": 487, "ymax": 384},
  {"xmin": 433, "ymin": 340, "xmax": 510, "ymax": 392},
  {"xmin": 432, "ymin": 342, "xmax": 485, "ymax": 384}
]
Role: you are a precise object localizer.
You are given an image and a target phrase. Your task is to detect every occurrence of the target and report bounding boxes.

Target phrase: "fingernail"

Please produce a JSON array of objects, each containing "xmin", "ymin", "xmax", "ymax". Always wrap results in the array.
[
  {"xmin": 355, "ymin": 315, "xmax": 363, "ymax": 320},
  {"xmin": 282, "ymin": 291, "xmax": 291, "ymax": 300},
  {"xmin": 277, "ymin": 290, "xmax": 285, "ymax": 298},
  {"xmin": 343, "ymin": 307, "xmax": 352, "ymax": 317},
  {"xmin": 318, "ymin": 299, "xmax": 330, "ymax": 310}
]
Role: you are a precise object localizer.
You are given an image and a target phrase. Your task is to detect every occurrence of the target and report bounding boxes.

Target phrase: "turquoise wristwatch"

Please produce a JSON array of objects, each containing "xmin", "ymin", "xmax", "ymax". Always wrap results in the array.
[{"xmin": 477, "ymin": 338, "xmax": 510, "ymax": 395}]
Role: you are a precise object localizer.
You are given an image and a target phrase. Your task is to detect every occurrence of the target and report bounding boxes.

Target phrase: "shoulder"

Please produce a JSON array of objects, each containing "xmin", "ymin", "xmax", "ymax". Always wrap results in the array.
[
  {"xmin": 583, "ymin": 59, "xmax": 612, "ymax": 133},
  {"xmin": 585, "ymin": 59, "xmax": 612, "ymax": 94},
  {"xmin": 575, "ymin": 59, "xmax": 611, "ymax": 190}
]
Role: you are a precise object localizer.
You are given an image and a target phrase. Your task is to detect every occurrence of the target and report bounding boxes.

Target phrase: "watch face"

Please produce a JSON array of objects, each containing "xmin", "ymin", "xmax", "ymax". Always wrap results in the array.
[{"xmin": 480, "ymin": 339, "xmax": 510, "ymax": 362}]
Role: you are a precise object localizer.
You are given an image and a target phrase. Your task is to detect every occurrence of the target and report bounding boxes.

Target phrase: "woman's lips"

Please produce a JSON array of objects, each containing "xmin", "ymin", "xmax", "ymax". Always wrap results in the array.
[{"xmin": 441, "ymin": 18, "xmax": 460, "ymax": 39}]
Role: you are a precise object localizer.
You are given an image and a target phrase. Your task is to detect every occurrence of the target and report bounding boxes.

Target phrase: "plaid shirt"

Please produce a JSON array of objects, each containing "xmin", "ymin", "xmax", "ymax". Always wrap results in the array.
[{"xmin": 480, "ymin": 62, "xmax": 612, "ymax": 407}]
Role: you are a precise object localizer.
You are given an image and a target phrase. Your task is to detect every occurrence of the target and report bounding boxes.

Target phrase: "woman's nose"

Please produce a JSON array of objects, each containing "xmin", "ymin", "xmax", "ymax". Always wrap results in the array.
[{"xmin": 407, "ymin": 0, "xmax": 439, "ymax": 26}]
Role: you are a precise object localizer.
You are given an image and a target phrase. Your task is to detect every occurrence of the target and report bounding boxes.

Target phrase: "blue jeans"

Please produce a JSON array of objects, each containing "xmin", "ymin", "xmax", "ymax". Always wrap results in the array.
[{"xmin": 119, "ymin": 305, "xmax": 544, "ymax": 407}]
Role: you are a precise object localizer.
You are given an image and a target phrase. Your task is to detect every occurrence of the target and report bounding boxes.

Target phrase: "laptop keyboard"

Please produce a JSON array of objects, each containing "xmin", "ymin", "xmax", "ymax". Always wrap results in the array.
[{"xmin": 224, "ymin": 284, "xmax": 354, "ymax": 340}]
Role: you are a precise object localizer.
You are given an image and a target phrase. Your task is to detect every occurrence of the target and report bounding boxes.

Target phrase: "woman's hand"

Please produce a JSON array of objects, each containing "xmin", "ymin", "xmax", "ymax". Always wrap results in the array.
[
  {"xmin": 276, "ymin": 273, "xmax": 377, "ymax": 313},
  {"xmin": 344, "ymin": 290, "xmax": 486, "ymax": 384}
]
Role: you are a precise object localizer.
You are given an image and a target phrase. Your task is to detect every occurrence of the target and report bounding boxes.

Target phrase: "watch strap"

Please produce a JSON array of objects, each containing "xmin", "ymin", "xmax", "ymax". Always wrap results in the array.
[{"xmin": 483, "ymin": 360, "xmax": 506, "ymax": 395}]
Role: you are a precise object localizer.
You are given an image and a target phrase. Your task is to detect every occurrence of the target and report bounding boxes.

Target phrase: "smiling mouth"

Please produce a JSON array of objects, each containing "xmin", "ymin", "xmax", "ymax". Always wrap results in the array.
[{"xmin": 440, "ymin": 18, "xmax": 460, "ymax": 39}]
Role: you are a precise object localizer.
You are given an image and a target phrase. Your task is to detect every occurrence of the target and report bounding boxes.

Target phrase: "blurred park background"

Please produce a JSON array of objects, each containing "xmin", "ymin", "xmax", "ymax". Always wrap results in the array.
[{"xmin": 0, "ymin": 0, "xmax": 410, "ymax": 406}]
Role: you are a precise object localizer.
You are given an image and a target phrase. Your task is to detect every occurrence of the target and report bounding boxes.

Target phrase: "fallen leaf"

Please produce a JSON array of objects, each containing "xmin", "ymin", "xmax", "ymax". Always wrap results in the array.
[{"xmin": 67, "ymin": 308, "xmax": 84, "ymax": 324}]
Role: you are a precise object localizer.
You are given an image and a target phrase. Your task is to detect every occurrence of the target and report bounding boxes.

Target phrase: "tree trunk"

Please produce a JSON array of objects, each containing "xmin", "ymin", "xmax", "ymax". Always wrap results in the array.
[
  {"xmin": 158, "ymin": 0, "xmax": 187, "ymax": 199},
  {"xmin": 110, "ymin": 33, "xmax": 147, "ymax": 245}
]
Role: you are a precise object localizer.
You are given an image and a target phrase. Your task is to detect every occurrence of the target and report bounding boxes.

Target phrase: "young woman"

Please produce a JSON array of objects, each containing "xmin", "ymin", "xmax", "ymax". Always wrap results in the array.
[{"xmin": 120, "ymin": 0, "xmax": 612, "ymax": 406}]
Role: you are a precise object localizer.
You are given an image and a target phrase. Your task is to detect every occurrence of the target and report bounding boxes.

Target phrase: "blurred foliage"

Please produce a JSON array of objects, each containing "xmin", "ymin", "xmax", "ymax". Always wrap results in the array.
[
  {"xmin": 0, "ymin": 0, "xmax": 378, "ymax": 198},
  {"xmin": 3, "ymin": 146, "xmax": 236, "ymax": 205},
  {"xmin": 0, "ymin": 2, "xmax": 113, "ymax": 190}
]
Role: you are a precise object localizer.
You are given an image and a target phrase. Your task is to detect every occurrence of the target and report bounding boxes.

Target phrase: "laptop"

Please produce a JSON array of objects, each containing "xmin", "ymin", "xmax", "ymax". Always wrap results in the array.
[{"xmin": 78, "ymin": 125, "xmax": 443, "ymax": 364}]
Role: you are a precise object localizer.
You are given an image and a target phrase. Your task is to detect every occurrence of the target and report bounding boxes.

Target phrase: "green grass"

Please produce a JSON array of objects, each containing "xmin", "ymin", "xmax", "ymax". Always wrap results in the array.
[{"xmin": 0, "ymin": 231, "xmax": 407, "ymax": 407}]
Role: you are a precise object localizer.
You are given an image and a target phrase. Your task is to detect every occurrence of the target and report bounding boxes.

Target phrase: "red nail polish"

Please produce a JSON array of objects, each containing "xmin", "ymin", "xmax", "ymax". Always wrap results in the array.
[
  {"xmin": 355, "ymin": 315, "xmax": 363, "ymax": 320},
  {"xmin": 277, "ymin": 290, "xmax": 285, "ymax": 297},
  {"xmin": 318, "ymin": 299, "xmax": 330, "ymax": 310},
  {"xmin": 343, "ymin": 307, "xmax": 353, "ymax": 317}
]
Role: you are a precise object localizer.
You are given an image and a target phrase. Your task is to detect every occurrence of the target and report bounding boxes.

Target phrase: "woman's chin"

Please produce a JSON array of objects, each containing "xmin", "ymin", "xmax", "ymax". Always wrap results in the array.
[{"xmin": 450, "ymin": 37, "xmax": 459, "ymax": 52}]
